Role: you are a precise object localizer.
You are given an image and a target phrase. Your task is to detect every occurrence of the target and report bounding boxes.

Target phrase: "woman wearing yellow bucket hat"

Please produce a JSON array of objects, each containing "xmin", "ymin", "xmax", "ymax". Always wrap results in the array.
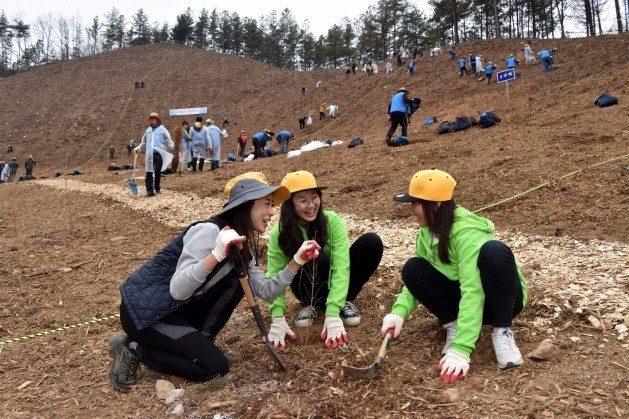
[
  {"xmin": 265, "ymin": 171, "xmax": 384, "ymax": 349},
  {"xmin": 382, "ymin": 169, "xmax": 527, "ymax": 384},
  {"xmin": 107, "ymin": 173, "xmax": 320, "ymax": 392}
]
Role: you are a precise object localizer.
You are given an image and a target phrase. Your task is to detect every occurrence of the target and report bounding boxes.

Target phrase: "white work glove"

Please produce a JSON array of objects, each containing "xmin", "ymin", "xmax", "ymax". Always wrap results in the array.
[
  {"xmin": 211, "ymin": 226, "xmax": 246, "ymax": 263},
  {"xmin": 381, "ymin": 313, "xmax": 404, "ymax": 339},
  {"xmin": 437, "ymin": 349, "xmax": 470, "ymax": 384},
  {"xmin": 293, "ymin": 240, "xmax": 321, "ymax": 266},
  {"xmin": 267, "ymin": 316, "xmax": 297, "ymax": 349},
  {"xmin": 320, "ymin": 316, "xmax": 348, "ymax": 349}
]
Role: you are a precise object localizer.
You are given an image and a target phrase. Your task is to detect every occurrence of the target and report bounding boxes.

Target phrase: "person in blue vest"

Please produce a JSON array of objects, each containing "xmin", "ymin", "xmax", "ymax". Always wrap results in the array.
[
  {"xmin": 505, "ymin": 54, "xmax": 518, "ymax": 69},
  {"xmin": 538, "ymin": 49, "xmax": 553, "ymax": 72},
  {"xmin": 251, "ymin": 130, "xmax": 274, "ymax": 159},
  {"xmin": 385, "ymin": 87, "xmax": 413, "ymax": 145},
  {"xmin": 485, "ymin": 62, "xmax": 496, "ymax": 85},
  {"xmin": 468, "ymin": 54, "xmax": 476, "ymax": 75},
  {"xmin": 407, "ymin": 59, "xmax": 415, "ymax": 76},
  {"xmin": 276, "ymin": 130, "xmax": 295, "ymax": 154},
  {"xmin": 107, "ymin": 173, "xmax": 321, "ymax": 392},
  {"xmin": 458, "ymin": 57, "xmax": 468, "ymax": 76}
]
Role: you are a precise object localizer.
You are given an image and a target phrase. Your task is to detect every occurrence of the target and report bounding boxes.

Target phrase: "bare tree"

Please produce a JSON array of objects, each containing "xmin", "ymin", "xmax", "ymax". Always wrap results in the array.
[
  {"xmin": 70, "ymin": 15, "xmax": 83, "ymax": 58},
  {"xmin": 613, "ymin": 0, "xmax": 623, "ymax": 31},
  {"xmin": 33, "ymin": 13, "xmax": 55, "ymax": 62},
  {"xmin": 57, "ymin": 16, "xmax": 70, "ymax": 60}
]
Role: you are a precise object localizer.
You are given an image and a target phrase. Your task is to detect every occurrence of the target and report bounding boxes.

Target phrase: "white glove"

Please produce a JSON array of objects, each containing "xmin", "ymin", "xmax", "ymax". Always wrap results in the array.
[
  {"xmin": 381, "ymin": 313, "xmax": 404, "ymax": 338},
  {"xmin": 293, "ymin": 240, "xmax": 321, "ymax": 266},
  {"xmin": 437, "ymin": 349, "xmax": 470, "ymax": 384},
  {"xmin": 320, "ymin": 316, "xmax": 348, "ymax": 349},
  {"xmin": 211, "ymin": 227, "xmax": 245, "ymax": 263},
  {"xmin": 267, "ymin": 316, "xmax": 297, "ymax": 349}
]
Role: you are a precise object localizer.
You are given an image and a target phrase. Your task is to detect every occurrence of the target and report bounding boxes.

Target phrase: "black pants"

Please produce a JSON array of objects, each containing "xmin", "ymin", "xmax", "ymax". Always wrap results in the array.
[
  {"xmin": 401, "ymin": 240, "xmax": 524, "ymax": 327},
  {"xmin": 191, "ymin": 157, "xmax": 204, "ymax": 172},
  {"xmin": 291, "ymin": 233, "xmax": 383, "ymax": 308},
  {"xmin": 386, "ymin": 111, "xmax": 408, "ymax": 140},
  {"xmin": 119, "ymin": 271, "xmax": 244, "ymax": 381},
  {"xmin": 252, "ymin": 139, "xmax": 264, "ymax": 159},
  {"xmin": 145, "ymin": 152, "xmax": 163, "ymax": 193},
  {"xmin": 460, "ymin": 66, "xmax": 468, "ymax": 76},
  {"xmin": 319, "ymin": 112, "xmax": 325, "ymax": 120},
  {"xmin": 237, "ymin": 142, "xmax": 245, "ymax": 157}
]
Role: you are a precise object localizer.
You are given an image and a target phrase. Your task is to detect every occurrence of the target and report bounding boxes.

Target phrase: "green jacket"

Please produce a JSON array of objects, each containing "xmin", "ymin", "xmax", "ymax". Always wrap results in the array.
[
  {"xmin": 266, "ymin": 210, "xmax": 350, "ymax": 318},
  {"xmin": 391, "ymin": 206, "xmax": 527, "ymax": 358}
]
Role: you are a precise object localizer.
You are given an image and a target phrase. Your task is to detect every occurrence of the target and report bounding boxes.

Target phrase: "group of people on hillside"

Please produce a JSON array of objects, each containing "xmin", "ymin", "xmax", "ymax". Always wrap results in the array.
[
  {"xmin": 0, "ymin": 155, "xmax": 36, "ymax": 183},
  {"xmin": 108, "ymin": 168, "xmax": 527, "ymax": 392},
  {"xmin": 455, "ymin": 43, "xmax": 557, "ymax": 84}
]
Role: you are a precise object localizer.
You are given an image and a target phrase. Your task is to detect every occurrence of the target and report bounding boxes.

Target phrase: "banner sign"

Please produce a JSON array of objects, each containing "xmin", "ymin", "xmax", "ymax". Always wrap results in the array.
[{"xmin": 169, "ymin": 107, "xmax": 207, "ymax": 117}]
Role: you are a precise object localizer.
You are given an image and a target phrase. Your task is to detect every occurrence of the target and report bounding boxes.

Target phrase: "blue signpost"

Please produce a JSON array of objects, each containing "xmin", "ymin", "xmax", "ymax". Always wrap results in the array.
[{"xmin": 496, "ymin": 68, "xmax": 515, "ymax": 96}]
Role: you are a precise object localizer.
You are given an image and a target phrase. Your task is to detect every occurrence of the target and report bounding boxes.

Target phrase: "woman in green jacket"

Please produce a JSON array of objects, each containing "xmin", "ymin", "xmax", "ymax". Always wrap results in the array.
[
  {"xmin": 382, "ymin": 169, "xmax": 527, "ymax": 383},
  {"xmin": 266, "ymin": 171, "xmax": 383, "ymax": 349}
]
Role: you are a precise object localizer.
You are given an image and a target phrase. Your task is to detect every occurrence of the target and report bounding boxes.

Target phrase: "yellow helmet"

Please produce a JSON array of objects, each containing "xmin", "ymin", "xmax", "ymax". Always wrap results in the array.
[
  {"xmin": 393, "ymin": 169, "xmax": 457, "ymax": 202},
  {"xmin": 281, "ymin": 170, "xmax": 328, "ymax": 194},
  {"xmin": 224, "ymin": 172, "xmax": 268, "ymax": 198}
]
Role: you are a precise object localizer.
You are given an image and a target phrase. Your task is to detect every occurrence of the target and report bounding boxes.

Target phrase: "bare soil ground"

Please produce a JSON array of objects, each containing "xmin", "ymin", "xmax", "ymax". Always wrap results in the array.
[{"xmin": 0, "ymin": 35, "xmax": 628, "ymax": 418}]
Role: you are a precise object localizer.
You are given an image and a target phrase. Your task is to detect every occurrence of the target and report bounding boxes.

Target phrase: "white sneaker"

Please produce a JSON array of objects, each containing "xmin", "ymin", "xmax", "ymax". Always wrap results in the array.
[
  {"xmin": 491, "ymin": 327, "xmax": 523, "ymax": 369},
  {"xmin": 441, "ymin": 321, "xmax": 457, "ymax": 356},
  {"xmin": 295, "ymin": 306, "xmax": 317, "ymax": 327},
  {"xmin": 340, "ymin": 301, "xmax": 361, "ymax": 326}
]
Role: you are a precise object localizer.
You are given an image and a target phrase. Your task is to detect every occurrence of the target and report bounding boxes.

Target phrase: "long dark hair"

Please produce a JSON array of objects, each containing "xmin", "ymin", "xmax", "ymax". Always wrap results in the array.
[
  {"xmin": 421, "ymin": 199, "xmax": 456, "ymax": 264},
  {"xmin": 214, "ymin": 200, "xmax": 255, "ymax": 266},
  {"xmin": 278, "ymin": 190, "xmax": 328, "ymax": 257}
]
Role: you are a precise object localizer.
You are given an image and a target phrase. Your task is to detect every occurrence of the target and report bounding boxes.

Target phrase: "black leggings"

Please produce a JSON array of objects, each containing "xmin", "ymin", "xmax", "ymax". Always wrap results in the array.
[
  {"xmin": 119, "ymin": 272, "xmax": 243, "ymax": 381},
  {"xmin": 291, "ymin": 232, "xmax": 383, "ymax": 308},
  {"xmin": 401, "ymin": 240, "xmax": 524, "ymax": 327}
]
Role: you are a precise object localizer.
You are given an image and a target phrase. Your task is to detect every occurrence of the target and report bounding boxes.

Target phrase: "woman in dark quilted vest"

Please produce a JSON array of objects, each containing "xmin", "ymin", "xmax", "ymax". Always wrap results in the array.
[{"xmin": 107, "ymin": 172, "xmax": 321, "ymax": 392}]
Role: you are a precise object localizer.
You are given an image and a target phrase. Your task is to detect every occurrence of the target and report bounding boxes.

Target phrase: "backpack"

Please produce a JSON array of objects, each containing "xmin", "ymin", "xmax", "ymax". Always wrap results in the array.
[
  {"xmin": 479, "ymin": 113, "xmax": 496, "ymax": 128},
  {"xmin": 348, "ymin": 137, "xmax": 364, "ymax": 148},
  {"xmin": 437, "ymin": 121, "xmax": 452, "ymax": 135},
  {"xmin": 410, "ymin": 97, "xmax": 421, "ymax": 115},
  {"xmin": 594, "ymin": 92, "xmax": 618, "ymax": 107},
  {"xmin": 387, "ymin": 134, "xmax": 410, "ymax": 147},
  {"xmin": 451, "ymin": 117, "xmax": 470, "ymax": 132},
  {"xmin": 482, "ymin": 111, "xmax": 501, "ymax": 122}
]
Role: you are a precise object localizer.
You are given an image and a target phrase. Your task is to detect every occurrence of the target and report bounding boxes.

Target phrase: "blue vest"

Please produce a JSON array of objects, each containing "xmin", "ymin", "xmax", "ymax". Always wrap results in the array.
[
  {"xmin": 277, "ymin": 130, "xmax": 291, "ymax": 141},
  {"xmin": 120, "ymin": 218, "xmax": 229, "ymax": 330},
  {"xmin": 458, "ymin": 58, "xmax": 466, "ymax": 68},
  {"xmin": 539, "ymin": 49, "xmax": 550, "ymax": 58},
  {"xmin": 389, "ymin": 92, "xmax": 410, "ymax": 114},
  {"xmin": 485, "ymin": 64, "xmax": 494, "ymax": 74},
  {"xmin": 506, "ymin": 57, "xmax": 516, "ymax": 68}
]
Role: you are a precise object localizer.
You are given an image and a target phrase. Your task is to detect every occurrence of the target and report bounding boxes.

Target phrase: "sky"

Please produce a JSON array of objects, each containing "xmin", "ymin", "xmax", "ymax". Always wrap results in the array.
[{"xmin": 2, "ymin": 0, "xmax": 433, "ymax": 36}]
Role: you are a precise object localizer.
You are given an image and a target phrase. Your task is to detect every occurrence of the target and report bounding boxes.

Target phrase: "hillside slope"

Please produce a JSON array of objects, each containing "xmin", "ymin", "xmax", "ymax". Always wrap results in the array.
[{"xmin": 0, "ymin": 35, "xmax": 627, "ymax": 241}]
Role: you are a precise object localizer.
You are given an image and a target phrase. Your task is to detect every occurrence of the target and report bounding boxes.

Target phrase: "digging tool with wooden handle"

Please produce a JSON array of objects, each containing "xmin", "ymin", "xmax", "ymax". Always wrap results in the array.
[
  {"xmin": 342, "ymin": 327, "xmax": 395, "ymax": 379},
  {"xmin": 228, "ymin": 244, "xmax": 287, "ymax": 372}
]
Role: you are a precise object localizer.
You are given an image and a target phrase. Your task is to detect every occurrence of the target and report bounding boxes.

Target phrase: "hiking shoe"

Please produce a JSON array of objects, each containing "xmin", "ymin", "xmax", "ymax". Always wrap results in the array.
[
  {"xmin": 145, "ymin": 191, "xmax": 155, "ymax": 198},
  {"xmin": 491, "ymin": 327, "xmax": 523, "ymax": 370},
  {"xmin": 441, "ymin": 321, "xmax": 457, "ymax": 356},
  {"xmin": 108, "ymin": 334, "xmax": 140, "ymax": 392},
  {"xmin": 295, "ymin": 306, "xmax": 317, "ymax": 327},
  {"xmin": 340, "ymin": 301, "xmax": 361, "ymax": 326}
]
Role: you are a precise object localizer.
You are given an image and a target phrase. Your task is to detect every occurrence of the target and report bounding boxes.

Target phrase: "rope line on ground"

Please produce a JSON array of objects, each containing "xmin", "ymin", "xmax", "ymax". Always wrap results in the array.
[
  {"xmin": 472, "ymin": 152, "xmax": 629, "ymax": 213},
  {"xmin": 0, "ymin": 314, "xmax": 120, "ymax": 346},
  {"xmin": 0, "ymin": 149, "xmax": 626, "ymax": 347}
]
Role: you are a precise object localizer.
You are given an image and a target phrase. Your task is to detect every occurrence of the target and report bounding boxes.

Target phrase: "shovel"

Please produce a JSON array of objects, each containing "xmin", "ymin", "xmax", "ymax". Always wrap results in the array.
[
  {"xmin": 342, "ymin": 327, "xmax": 395, "ymax": 379},
  {"xmin": 129, "ymin": 153, "xmax": 138, "ymax": 196},
  {"xmin": 229, "ymin": 244, "xmax": 287, "ymax": 372}
]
